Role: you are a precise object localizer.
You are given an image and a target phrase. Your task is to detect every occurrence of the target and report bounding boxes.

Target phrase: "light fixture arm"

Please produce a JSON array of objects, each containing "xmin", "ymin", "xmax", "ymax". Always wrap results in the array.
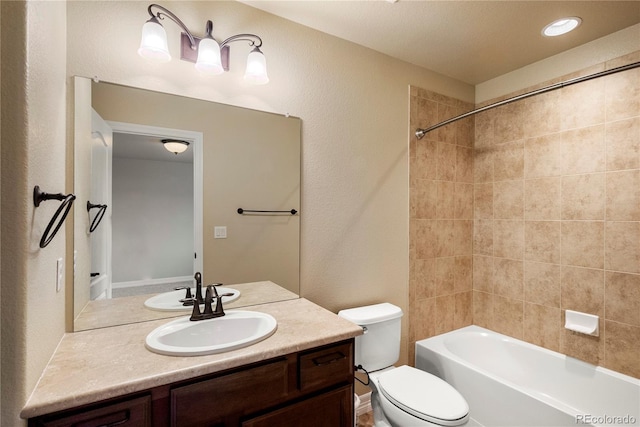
[
  {"xmin": 220, "ymin": 33, "xmax": 263, "ymax": 49},
  {"xmin": 147, "ymin": 3, "xmax": 197, "ymax": 50}
]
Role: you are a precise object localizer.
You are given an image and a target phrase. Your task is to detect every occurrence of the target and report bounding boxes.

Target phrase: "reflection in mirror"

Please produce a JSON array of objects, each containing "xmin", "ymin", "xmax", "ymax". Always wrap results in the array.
[{"xmin": 73, "ymin": 77, "xmax": 301, "ymax": 331}]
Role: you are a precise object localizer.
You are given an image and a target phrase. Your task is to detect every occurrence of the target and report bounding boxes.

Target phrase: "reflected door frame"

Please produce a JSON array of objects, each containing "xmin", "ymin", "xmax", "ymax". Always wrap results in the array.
[{"xmin": 107, "ymin": 121, "xmax": 204, "ymax": 276}]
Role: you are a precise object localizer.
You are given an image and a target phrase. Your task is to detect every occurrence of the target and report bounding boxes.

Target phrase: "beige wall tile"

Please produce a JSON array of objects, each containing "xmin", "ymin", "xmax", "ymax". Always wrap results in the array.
[
  {"xmin": 474, "ymin": 183, "xmax": 493, "ymax": 219},
  {"xmin": 474, "ymin": 147, "xmax": 494, "ymax": 183},
  {"xmin": 435, "ymin": 294, "xmax": 456, "ymax": 334},
  {"xmin": 605, "ymin": 272, "xmax": 640, "ymax": 327},
  {"xmin": 522, "ymin": 90, "xmax": 562, "ymax": 139},
  {"xmin": 606, "ymin": 117, "xmax": 640, "ymax": 171},
  {"xmin": 456, "ymin": 146, "xmax": 474, "ymax": 183},
  {"xmin": 606, "ymin": 170, "xmax": 640, "ymax": 221},
  {"xmin": 437, "ymin": 142, "xmax": 457, "ymax": 181},
  {"xmin": 473, "ymin": 220, "xmax": 494, "ymax": 256},
  {"xmin": 525, "ymin": 134, "xmax": 563, "ymax": 178},
  {"xmin": 494, "ymin": 220, "xmax": 524, "ymax": 259},
  {"xmin": 454, "ymin": 220, "xmax": 473, "ymax": 256},
  {"xmin": 524, "ymin": 177, "xmax": 561, "ymax": 220},
  {"xmin": 562, "ymin": 173, "xmax": 606, "ymax": 220},
  {"xmin": 436, "ymin": 257, "xmax": 456, "ymax": 296},
  {"xmin": 605, "ymin": 67, "xmax": 640, "ymax": 123},
  {"xmin": 457, "ymin": 116, "xmax": 475, "ymax": 148},
  {"xmin": 561, "ymin": 125, "xmax": 606, "ymax": 175},
  {"xmin": 454, "ymin": 291, "xmax": 473, "ymax": 329},
  {"xmin": 455, "ymin": 183, "xmax": 474, "ymax": 219},
  {"xmin": 524, "ymin": 261, "xmax": 561, "ymax": 307},
  {"xmin": 415, "ymin": 219, "xmax": 437, "ymax": 259},
  {"xmin": 494, "ymin": 102, "xmax": 524, "ymax": 144},
  {"xmin": 604, "ymin": 321, "xmax": 640, "ymax": 378},
  {"xmin": 412, "ymin": 180, "xmax": 437, "ymax": 219},
  {"xmin": 475, "ymin": 109, "xmax": 495, "ymax": 149},
  {"xmin": 494, "ymin": 141, "xmax": 524, "ymax": 181},
  {"xmin": 560, "ymin": 77, "xmax": 605, "ymax": 130},
  {"xmin": 413, "ymin": 139, "xmax": 438, "ymax": 181},
  {"xmin": 436, "ymin": 104, "xmax": 458, "ymax": 145},
  {"xmin": 455, "ymin": 256, "xmax": 473, "ymax": 292},
  {"xmin": 561, "ymin": 328, "xmax": 603, "ymax": 366},
  {"xmin": 494, "ymin": 258, "xmax": 524, "ymax": 300},
  {"xmin": 410, "ymin": 298, "xmax": 436, "ymax": 342},
  {"xmin": 437, "ymin": 181, "xmax": 456, "ymax": 219},
  {"xmin": 605, "ymin": 221, "xmax": 640, "ymax": 274},
  {"xmin": 561, "ymin": 266, "xmax": 605, "ymax": 316},
  {"xmin": 494, "ymin": 180, "xmax": 523, "ymax": 219},
  {"xmin": 436, "ymin": 220, "xmax": 455, "ymax": 257},
  {"xmin": 414, "ymin": 258, "xmax": 436, "ymax": 300},
  {"xmin": 473, "ymin": 255, "xmax": 494, "ymax": 293},
  {"xmin": 524, "ymin": 221, "xmax": 561, "ymax": 264},
  {"xmin": 473, "ymin": 291, "xmax": 493, "ymax": 329},
  {"xmin": 493, "ymin": 296, "xmax": 524, "ymax": 339},
  {"xmin": 561, "ymin": 221, "xmax": 604, "ymax": 269},
  {"xmin": 524, "ymin": 303, "xmax": 561, "ymax": 352}
]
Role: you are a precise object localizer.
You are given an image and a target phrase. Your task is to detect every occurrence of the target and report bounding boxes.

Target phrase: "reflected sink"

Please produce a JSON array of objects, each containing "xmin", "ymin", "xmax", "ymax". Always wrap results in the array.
[
  {"xmin": 145, "ymin": 310, "xmax": 277, "ymax": 356},
  {"xmin": 144, "ymin": 287, "xmax": 241, "ymax": 312}
]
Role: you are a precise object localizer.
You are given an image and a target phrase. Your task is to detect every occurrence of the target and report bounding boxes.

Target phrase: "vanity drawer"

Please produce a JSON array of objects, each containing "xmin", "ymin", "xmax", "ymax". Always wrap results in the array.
[
  {"xmin": 30, "ymin": 395, "xmax": 152, "ymax": 427},
  {"xmin": 298, "ymin": 341, "xmax": 353, "ymax": 393}
]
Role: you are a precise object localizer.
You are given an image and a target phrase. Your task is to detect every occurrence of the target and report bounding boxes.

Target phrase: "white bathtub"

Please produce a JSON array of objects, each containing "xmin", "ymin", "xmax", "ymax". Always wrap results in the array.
[{"xmin": 415, "ymin": 326, "xmax": 639, "ymax": 427}]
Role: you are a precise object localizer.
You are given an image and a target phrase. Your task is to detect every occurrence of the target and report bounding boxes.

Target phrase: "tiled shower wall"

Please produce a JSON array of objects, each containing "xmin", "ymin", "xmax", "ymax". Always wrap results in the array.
[
  {"xmin": 408, "ymin": 88, "xmax": 475, "ymax": 363},
  {"xmin": 409, "ymin": 51, "xmax": 640, "ymax": 379}
]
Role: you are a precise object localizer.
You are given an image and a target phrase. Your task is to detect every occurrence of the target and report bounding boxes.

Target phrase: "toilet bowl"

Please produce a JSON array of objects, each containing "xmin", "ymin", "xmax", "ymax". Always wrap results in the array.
[
  {"xmin": 338, "ymin": 303, "xmax": 469, "ymax": 427},
  {"xmin": 369, "ymin": 366, "xmax": 469, "ymax": 426}
]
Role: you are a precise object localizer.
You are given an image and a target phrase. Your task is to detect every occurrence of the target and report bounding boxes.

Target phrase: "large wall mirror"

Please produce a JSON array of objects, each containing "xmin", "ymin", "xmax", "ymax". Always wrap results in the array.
[{"xmin": 72, "ymin": 77, "xmax": 301, "ymax": 331}]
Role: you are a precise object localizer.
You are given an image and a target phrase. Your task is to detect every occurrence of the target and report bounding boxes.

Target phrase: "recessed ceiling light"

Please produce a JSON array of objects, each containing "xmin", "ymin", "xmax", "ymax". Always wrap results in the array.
[{"xmin": 542, "ymin": 17, "xmax": 582, "ymax": 37}]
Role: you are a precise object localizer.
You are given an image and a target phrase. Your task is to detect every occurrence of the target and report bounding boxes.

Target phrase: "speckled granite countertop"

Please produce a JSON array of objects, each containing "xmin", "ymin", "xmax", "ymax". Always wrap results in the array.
[{"xmin": 22, "ymin": 298, "xmax": 362, "ymax": 419}]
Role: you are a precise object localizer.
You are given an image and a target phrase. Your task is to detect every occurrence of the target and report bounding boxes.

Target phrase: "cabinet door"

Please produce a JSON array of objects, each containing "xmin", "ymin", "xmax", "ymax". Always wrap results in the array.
[
  {"xmin": 171, "ymin": 358, "xmax": 289, "ymax": 427},
  {"xmin": 31, "ymin": 395, "xmax": 152, "ymax": 427},
  {"xmin": 241, "ymin": 385, "xmax": 353, "ymax": 427}
]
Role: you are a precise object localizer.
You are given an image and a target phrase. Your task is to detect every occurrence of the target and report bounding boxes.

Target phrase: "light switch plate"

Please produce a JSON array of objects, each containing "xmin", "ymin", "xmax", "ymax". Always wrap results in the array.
[
  {"xmin": 214, "ymin": 226, "xmax": 227, "ymax": 239},
  {"xmin": 56, "ymin": 258, "xmax": 64, "ymax": 292}
]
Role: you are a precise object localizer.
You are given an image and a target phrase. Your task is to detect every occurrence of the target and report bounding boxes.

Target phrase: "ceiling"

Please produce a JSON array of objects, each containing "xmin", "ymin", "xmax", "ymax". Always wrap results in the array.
[
  {"xmin": 114, "ymin": 133, "xmax": 194, "ymax": 163},
  {"xmin": 240, "ymin": 1, "xmax": 640, "ymax": 85}
]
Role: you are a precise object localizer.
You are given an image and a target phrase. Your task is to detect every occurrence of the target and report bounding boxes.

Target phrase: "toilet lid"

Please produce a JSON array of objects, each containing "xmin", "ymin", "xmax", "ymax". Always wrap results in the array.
[{"xmin": 378, "ymin": 365, "xmax": 469, "ymax": 426}]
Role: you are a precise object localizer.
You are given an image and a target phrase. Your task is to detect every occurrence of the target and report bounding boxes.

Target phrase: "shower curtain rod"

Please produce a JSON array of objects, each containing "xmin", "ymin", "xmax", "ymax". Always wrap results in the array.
[{"xmin": 415, "ymin": 60, "xmax": 640, "ymax": 140}]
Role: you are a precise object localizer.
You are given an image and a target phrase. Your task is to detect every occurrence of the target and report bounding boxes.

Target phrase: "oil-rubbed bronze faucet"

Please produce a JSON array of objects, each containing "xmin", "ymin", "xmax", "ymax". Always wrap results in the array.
[
  {"xmin": 177, "ymin": 272, "xmax": 225, "ymax": 306},
  {"xmin": 188, "ymin": 284, "xmax": 234, "ymax": 321}
]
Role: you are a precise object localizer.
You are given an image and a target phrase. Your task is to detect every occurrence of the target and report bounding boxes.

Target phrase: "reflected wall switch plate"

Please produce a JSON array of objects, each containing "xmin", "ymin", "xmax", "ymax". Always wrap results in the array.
[
  {"xmin": 214, "ymin": 226, "xmax": 227, "ymax": 239},
  {"xmin": 56, "ymin": 258, "xmax": 64, "ymax": 292}
]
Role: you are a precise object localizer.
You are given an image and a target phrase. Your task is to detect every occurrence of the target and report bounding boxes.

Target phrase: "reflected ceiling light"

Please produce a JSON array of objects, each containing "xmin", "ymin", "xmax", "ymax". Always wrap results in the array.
[
  {"xmin": 138, "ymin": 4, "xmax": 269, "ymax": 84},
  {"xmin": 542, "ymin": 17, "xmax": 582, "ymax": 37},
  {"xmin": 162, "ymin": 139, "xmax": 190, "ymax": 155}
]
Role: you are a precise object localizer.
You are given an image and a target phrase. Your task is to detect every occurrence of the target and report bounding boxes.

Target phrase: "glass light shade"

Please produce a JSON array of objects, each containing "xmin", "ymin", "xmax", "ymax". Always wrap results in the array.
[
  {"xmin": 163, "ymin": 140, "xmax": 189, "ymax": 154},
  {"xmin": 138, "ymin": 19, "xmax": 171, "ymax": 62},
  {"xmin": 195, "ymin": 37, "xmax": 224, "ymax": 75},
  {"xmin": 244, "ymin": 47, "xmax": 269, "ymax": 85},
  {"xmin": 542, "ymin": 17, "xmax": 582, "ymax": 37}
]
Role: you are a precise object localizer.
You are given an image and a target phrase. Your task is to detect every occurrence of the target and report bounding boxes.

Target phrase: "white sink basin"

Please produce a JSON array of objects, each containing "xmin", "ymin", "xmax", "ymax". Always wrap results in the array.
[
  {"xmin": 144, "ymin": 287, "xmax": 240, "ymax": 312},
  {"xmin": 145, "ymin": 310, "xmax": 277, "ymax": 356}
]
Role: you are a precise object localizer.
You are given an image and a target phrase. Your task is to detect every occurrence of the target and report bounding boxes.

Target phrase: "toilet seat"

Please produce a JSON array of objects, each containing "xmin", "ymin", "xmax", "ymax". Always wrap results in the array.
[{"xmin": 378, "ymin": 365, "xmax": 469, "ymax": 426}]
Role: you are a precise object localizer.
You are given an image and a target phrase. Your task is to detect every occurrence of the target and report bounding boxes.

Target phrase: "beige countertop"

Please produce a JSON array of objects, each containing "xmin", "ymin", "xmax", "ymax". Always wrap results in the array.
[
  {"xmin": 74, "ymin": 280, "xmax": 299, "ymax": 331},
  {"xmin": 22, "ymin": 298, "xmax": 362, "ymax": 419}
]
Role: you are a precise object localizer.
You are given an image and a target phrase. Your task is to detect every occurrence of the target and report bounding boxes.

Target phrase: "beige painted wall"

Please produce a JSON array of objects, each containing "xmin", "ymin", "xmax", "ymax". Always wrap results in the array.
[{"xmin": 1, "ymin": 1, "xmax": 68, "ymax": 425}]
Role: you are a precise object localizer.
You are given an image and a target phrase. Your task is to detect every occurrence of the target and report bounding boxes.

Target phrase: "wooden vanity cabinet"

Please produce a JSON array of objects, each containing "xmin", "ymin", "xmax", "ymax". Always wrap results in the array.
[{"xmin": 28, "ymin": 339, "xmax": 354, "ymax": 427}]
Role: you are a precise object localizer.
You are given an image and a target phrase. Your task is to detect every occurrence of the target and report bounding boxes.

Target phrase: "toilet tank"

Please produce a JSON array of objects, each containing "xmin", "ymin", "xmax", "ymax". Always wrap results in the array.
[{"xmin": 338, "ymin": 303, "xmax": 403, "ymax": 372}]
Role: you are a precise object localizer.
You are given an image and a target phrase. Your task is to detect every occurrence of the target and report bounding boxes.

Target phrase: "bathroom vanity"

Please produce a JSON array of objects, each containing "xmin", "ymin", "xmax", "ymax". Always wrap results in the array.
[{"xmin": 22, "ymin": 298, "xmax": 361, "ymax": 427}]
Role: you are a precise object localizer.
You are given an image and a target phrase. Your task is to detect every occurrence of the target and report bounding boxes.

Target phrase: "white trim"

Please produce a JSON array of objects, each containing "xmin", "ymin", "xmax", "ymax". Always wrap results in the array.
[
  {"xmin": 356, "ymin": 392, "xmax": 372, "ymax": 417},
  {"xmin": 106, "ymin": 121, "xmax": 204, "ymax": 275},
  {"xmin": 112, "ymin": 275, "xmax": 193, "ymax": 289}
]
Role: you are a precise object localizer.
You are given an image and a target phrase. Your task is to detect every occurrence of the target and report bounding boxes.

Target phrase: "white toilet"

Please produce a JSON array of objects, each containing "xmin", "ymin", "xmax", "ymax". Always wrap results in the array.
[{"xmin": 339, "ymin": 303, "xmax": 469, "ymax": 427}]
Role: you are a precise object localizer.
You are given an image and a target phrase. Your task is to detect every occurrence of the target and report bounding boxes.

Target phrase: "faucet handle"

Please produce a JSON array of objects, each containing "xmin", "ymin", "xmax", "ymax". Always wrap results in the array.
[{"xmin": 174, "ymin": 286, "xmax": 194, "ymax": 306}]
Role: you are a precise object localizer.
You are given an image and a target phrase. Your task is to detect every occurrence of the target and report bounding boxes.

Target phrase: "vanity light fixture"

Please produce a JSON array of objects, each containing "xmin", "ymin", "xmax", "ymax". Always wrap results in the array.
[
  {"xmin": 542, "ymin": 17, "xmax": 582, "ymax": 37},
  {"xmin": 138, "ymin": 4, "xmax": 269, "ymax": 84},
  {"xmin": 162, "ymin": 139, "xmax": 190, "ymax": 155}
]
